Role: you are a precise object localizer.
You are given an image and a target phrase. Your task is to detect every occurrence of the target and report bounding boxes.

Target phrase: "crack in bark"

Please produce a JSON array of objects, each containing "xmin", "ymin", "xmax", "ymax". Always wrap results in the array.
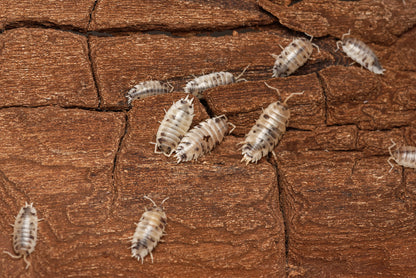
[
  {"xmin": 110, "ymin": 113, "xmax": 128, "ymax": 214},
  {"xmin": 87, "ymin": 36, "xmax": 102, "ymax": 109}
]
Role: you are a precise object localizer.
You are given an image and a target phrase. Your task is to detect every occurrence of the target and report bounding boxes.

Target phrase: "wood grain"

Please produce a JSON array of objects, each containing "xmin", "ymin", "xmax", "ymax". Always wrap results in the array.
[
  {"xmin": 259, "ymin": 0, "xmax": 416, "ymax": 44},
  {"xmin": 89, "ymin": 0, "xmax": 275, "ymax": 31},
  {"xmin": 0, "ymin": 0, "xmax": 95, "ymax": 30},
  {"xmin": 0, "ymin": 28, "xmax": 98, "ymax": 108}
]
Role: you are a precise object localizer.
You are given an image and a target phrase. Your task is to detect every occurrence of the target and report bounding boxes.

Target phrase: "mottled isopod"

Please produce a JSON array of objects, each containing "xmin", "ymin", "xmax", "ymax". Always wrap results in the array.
[
  {"xmin": 336, "ymin": 30, "xmax": 385, "ymax": 74},
  {"xmin": 271, "ymin": 36, "xmax": 319, "ymax": 77},
  {"xmin": 3, "ymin": 202, "xmax": 39, "ymax": 269},
  {"xmin": 131, "ymin": 196, "xmax": 169, "ymax": 264},
  {"xmin": 175, "ymin": 115, "xmax": 235, "ymax": 163},
  {"xmin": 152, "ymin": 95, "xmax": 195, "ymax": 156},
  {"xmin": 126, "ymin": 81, "xmax": 174, "ymax": 104},
  {"xmin": 184, "ymin": 65, "xmax": 249, "ymax": 99},
  {"xmin": 240, "ymin": 83, "xmax": 304, "ymax": 164},
  {"xmin": 387, "ymin": 139, "xmax": 416, "ymax": 172}
]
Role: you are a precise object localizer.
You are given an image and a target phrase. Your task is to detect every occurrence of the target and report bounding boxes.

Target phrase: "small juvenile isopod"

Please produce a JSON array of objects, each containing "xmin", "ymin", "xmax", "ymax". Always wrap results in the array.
[
  {"xmin": 387, "ymin": 139, "xmax": 416, "ymax": 172},
  {"xmin": 152, "ymin": 95, "xmax": 195, "ymax": 156},
  {"xmin": 3, "ymin": 202, "xmax": 39, "ymax": 269},
  {"xmin": 126, "ymin": 80, "xmax": 174, "ymax": 104},
  {"xmin": 240, "ymin": 83, "xmax": 304, "ymax": 164},
  {"xmin": 336, "ymin": 30, "xmax": 385, "ymax": 74},
  {"xmin": 131, "ymin": 196, "xmax": 169, "ymax": 264},
  {"xmin": 184, "ymin": 65, "xmax": 249, "ymax": 99},
  {"xmin": 175, "ymin": 115, "xmax": 236, "ymax": 163},
  {"xmin": 271, "ymin": 36, "xmax": 319, "ymax": 77}
]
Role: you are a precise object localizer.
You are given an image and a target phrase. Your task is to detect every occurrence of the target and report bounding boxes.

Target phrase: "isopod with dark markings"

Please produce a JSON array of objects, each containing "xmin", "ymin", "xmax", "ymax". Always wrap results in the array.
[
  {"xmin": 3, "ymin": 202, "xmax": 39, "ymax": 269},
  {"xmin": 184, "ymin": 65, "xmax": 249, "ymax": 99},
  {"xmin": 387, "ymin": 139, "xmax": 416, "ymax": 172},
  {"xmin": 175, "ymin": 115, "xmax": 235, "ymax": 163},
  {"xmin": 131, "ymin": 196, "xmax": 169, "ymax": 264},
  {"xmin": 152, "ymin": 95, "xmax": 195, "ymax": 156},
  {"xmin": 240, "ymin": 83, "xmax": 304, "ymax": 164},
  {"xmin": 126, "ymin": 81, "xmax": 174, "ymax": 104},
  {"xmin": 271, "ymin": 36, "xmax": 319, "ymax": 77},
  {"xmin": 336, "ymin": 30, "xmax": 385, "ymax": 74}
]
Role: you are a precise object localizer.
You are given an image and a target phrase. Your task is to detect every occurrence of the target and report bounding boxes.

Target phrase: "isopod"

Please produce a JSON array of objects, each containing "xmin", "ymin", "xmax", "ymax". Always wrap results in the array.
[
  {"xmin": 184, "ymin": 65, "xmax": 249, "ymax": 99},
  {"xmin": 387, "ymin": 139, "xmax": 416, "ymax": 172},
  {"xmin": 131, "ymin": 196, "xmax": 169, "ymax": 264},
  {"xmin": 3, "ymin": 202, "xmax": 39, "ymax": 269},
  {"xmin": 126, "ymin": 80, "xmax": 174, "ymax": 104},
  {"xmin": 240, "ymin": 83, "xmax": 304, "ymax": 164},
  {"xmin": 152, "ymin": 95, "xmax": 195, "ymax": 156},
  {"xmin": 336, "ymin": 30, "xmax": 385, "ymax": 74},
  {"xmin": 175, "ymin": 115, "xmax": 235, "ymax": 163},
  {"xmin": 271, "ymin": 36, "xmax": 319, "ymax": 77}
]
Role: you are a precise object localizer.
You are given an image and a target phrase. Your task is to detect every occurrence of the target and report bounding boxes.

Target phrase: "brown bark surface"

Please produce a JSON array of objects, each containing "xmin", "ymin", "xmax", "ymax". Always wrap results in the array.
[
  {"xmin": 1, "ymin": 1, "xmax": 416, "ymax": 277},
  {"xmin": 0, "ymin": 1, "xmax": 95, "ymax": 30},
  {"xmin": 89, "ymin": 0, "xmax": 275, "ymax": 31}
]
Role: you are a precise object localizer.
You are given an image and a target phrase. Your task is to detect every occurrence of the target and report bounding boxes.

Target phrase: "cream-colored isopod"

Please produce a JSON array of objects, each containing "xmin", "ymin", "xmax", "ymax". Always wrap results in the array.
[
  {"xmin": 240, "ymin": 83, "xmax": 303, "ymax": 164},
  {"xmin": 131, "ymin": 196, "xmax": 169, "ymax": 264},
  {"xmin": 387, "ymin": 139, "xmax": 416, "ymax": 172},
  {"xmin": 175, "ymin": 115, "xmax": 235, "ymax": 163},
  {"xmin": 153, "ymin": 95, "xmax": 194, "ymax": 156},
  {"xmin": 3, "ymin": 202, "xmax": 40, "ymax": 269},
  {"xmin": 336, "ymin": 30, "xmax": 385, "ymax": 74}
]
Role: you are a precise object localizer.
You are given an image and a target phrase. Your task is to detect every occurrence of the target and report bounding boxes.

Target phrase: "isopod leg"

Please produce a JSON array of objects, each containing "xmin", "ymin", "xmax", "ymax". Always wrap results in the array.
[
  {"xmin": 312, "ymin": 43, "xmax": 320, "ymax": 53},
  {"xmin": 387, "ymin": 157, "xmax": 396, "ymax": 173},
  {"xmin": 335, "ymin": 41, "xmax": 343, "ymax": 52},
  {"xmin": 150, "ymin": 142, "xmax": 163, "ymax": 155},
  {"xmin": 228, "ymin": 122, "xmax": 236, "ymax": 134},
  {"xmin": 283, "ymin": 91, "xmax": 304, "ymax": 105},
  {"xmin": 149, "ymin": 251, "xmax": 154, "ymax": 263}
]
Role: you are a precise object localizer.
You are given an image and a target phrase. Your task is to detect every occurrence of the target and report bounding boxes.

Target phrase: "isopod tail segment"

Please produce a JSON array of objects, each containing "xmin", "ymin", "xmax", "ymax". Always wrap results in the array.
[
  {"xmin": 3, "ymin": 252, "xmax": 31, "ymax": 269},
  {"xmin": 387, "ymin": 139, "xmax": 398, "ymax": 172}
]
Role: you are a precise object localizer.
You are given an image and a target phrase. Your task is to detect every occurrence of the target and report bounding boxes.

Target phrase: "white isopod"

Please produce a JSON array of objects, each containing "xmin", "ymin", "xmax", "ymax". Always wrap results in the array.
[
  {"xmin": 336, "ymin": 30, "xmax": 385, "ymax": 74},
  {"xmin": 126, "ymin": 80, "xmax": 174, "ymax": 104},
  {"xmin": 271, "ymin": 36, "xmax": 319, "ymax": 77},
  {"xmin": 3, "ymin": 202, "xmax": 39, "ymax": 269},
  {"xmin": 152, "ymin": 95, "xmax": 195, "ymax": 156},
  {"xmin": 175, "ymin": 115, "xmax": 235, "ymax": 163},
  {"xmin": 387, "ymin": 139, "xmax": 416, "ymax": 172},
  {"xmin": 184, "ymin": 65, "xmax": 249, "ymax": 99},
  {"xmin": 240, "ymin": 83, "xmax": 304, "ymax": 164},
  {"xmin": 131, "ymin": 196, "xmax": 169, "ymax": 264}
]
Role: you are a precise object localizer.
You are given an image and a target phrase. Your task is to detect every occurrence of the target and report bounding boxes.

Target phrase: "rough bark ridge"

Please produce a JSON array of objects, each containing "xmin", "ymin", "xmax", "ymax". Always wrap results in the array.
[{"xmin": 0, "ymin": 1, "xmax": 415, "ymax": 277}]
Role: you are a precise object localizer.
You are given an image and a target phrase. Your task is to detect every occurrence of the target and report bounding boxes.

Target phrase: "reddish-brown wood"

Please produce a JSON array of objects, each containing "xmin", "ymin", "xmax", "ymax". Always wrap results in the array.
[
  {"xmin": 0, "ymin": 0, "xmax": 95, "ymax": 30},
  {"xmin": 0, "ymin": 1, "xmax": 416, "ymax": 277},
  {"xmin": 89, "ymin": 0, "xmax": 275, "ymax": 31},
  {"xmin": 0, "ymin": 28, "xmax": 97, "ymax": 108}
]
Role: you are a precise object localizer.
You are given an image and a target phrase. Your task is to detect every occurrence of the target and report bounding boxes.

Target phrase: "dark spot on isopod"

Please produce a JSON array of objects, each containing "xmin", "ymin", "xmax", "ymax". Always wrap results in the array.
[
  {"xmin": 184, "ymin": 142, "xmax": 191, "ymax": 145},
  {"xmin": 196, "ymin": 147, "xmax": 199, "ymax": 151},
  {"xmin": 158, "ymin": 138, "xmax": 164, "ymax": 143},
  {"xmin": 181, "ymin": 154, "xmax": 187, "ymax": 160},
  {"xmin": 160, "ymin": 132, "xmax": 166, "ymax": 136},
  {"xmin": 292, "ymin": 43, "xmax": 298, "ymax": 47},
  {"xmin": 203, "ymin": 135, "xmax": 211, "ymax": 142},
  {"xmin": 171, "ymin": 115, "xmax": 176, "ymax": 120},
  {"xmin": 263, "ymin": 114, "xmax": 270, "ymax": 119},
  {"xmin": 365, "ymin": 62, "xmax": 369, "ymax": 68}
]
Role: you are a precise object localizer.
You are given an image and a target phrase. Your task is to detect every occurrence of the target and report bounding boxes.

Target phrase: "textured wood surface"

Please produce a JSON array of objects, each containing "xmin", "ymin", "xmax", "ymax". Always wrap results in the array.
[
  {"xmin": 90, "ymin": 0, "xmax": 275, "ymax": 31},
  {"xmin": 259, "ymin": 0, "xmax": 416, "ymax": 43},
  {"xmin": 0, "ymin": 1, "xmax": 95, "ymax": 30},
  {"xmin": 1, "ymin": 1, "xmax": 416, "ymax": 277}
]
